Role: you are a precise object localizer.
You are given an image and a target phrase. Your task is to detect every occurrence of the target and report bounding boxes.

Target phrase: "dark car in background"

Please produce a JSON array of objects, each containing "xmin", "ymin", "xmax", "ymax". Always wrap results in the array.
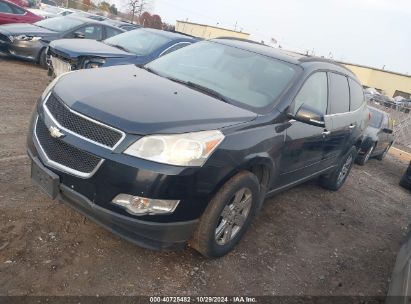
[
  {"xmin": 356, "ymin": 106, "xmax": 394, "ymax": 165},
  {"xmin": 0, "ymin": 15, "xmax": 124, "ymax": 66},
  {"xmin": 0, "ymin": 0, "xmax": 42, "ymax": 25},
  {"xmin": 399, "ymin": 161, "xmax": 411, "ymax": 190},
  {"xmin": 27, "ymin": 39, "xmax": 369, "ymax": 257},
  {"xmin": 47, "ymin": 28, "xmax": 197, "ymax": 76},
  {"xmin": 102, "ymin": 19, "xmax": 140, "ymax": 31}
]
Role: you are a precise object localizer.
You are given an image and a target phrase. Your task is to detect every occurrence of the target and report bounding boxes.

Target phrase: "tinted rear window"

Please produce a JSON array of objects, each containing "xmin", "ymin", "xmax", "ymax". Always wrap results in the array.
[
  {"xmin": 349, "ymin": 78, "xmax": 364, "ymax": 110},
  {"xmin": 329, "ymin": 73, "xmax": 350, "ymax": 114}
]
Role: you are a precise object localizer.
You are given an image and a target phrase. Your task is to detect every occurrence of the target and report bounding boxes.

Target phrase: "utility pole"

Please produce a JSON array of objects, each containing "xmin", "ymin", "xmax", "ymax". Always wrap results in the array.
[{"xmin": 234, "ymin": 21, "xmax": 237, "ymax": 31}]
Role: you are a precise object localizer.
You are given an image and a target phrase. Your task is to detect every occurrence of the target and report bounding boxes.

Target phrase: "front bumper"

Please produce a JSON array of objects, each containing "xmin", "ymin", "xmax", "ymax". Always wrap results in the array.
[
  {"xmin": 0, "ymin": 38, "xmax": 43, "ymax": 61},
  {"xmin": 28, "ymin": 150, "xmax": 198, "ymax": 250}
]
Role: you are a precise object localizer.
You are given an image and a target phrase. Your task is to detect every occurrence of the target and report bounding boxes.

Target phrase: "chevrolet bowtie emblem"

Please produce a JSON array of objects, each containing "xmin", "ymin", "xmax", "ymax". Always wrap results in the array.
[{"xmin": 49, "ymin": 126, "xmax": 65, "ymax": 139}]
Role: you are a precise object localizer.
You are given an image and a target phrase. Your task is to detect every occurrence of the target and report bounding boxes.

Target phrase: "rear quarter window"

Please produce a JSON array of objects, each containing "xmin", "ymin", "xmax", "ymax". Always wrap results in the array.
[
  {"xmin": 329, "ymin": 73, "xmax": 350, "ymax": 114},
  {"xmin": 349, "ymin": 78, "xmax": 364, "ymax": 111}
]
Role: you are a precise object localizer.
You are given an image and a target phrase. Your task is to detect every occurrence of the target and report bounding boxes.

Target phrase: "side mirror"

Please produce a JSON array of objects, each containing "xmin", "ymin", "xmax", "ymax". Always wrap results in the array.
[
  {"xmin": 289, "ymin": 104, "xmax": 325, "ymax": 128},
  {"xmin": 73, "ymin": 32, "xmax": 85, "ymax": 39},
  {"xmin": 382, "ymin": 128, "xmax": 393, "ymax": 134}
]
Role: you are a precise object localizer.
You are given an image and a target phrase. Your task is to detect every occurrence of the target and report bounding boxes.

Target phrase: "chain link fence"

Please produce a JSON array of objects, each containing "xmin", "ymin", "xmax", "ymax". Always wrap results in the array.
[{"xmin": 368, "ymin": 101, "xmax": 411, "ymax": 148}]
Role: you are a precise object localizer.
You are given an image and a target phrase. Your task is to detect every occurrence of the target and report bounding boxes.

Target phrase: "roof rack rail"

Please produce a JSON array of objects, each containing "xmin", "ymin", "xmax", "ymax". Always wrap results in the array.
[
  {"xmin": 166, "ymin": 30, "xmax": 201, "ymax": 39},
  {"xmin": 299, "ymin": 56, "xmax": 353, "ymax": 73},
  {"xmin": 213, "ymin": 36, "xmax": 265, "ymax": 45}
]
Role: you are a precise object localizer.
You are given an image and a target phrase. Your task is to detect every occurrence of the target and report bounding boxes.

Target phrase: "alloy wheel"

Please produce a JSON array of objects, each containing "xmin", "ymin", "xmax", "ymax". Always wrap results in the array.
[
  {"xmin": 337, "ymin": 154, "xmax": 353, "ymax": 185},
  {"xmin": 215, "ymin": 188, "xmax": 252, "ymax": 245}
]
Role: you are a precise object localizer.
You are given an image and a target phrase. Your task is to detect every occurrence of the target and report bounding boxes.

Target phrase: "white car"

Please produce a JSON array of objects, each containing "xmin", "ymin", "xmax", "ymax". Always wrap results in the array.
[{"xmin": 28, "ymin": 6, "xmax": 73, "ymax": 19}]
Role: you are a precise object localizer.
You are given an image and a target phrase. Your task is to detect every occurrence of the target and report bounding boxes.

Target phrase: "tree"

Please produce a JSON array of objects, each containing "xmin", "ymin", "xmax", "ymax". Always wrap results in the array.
[
  {"xmin": 139, "ymin": 11, "xmax": 151, "ymax": 26},
  {"xmin": 151, "ymin": 14, "xmax": 162, "ymax": 29},
  {"xmin": 99, "ymin": 1, "xmax": 111, "ymax": 13},
  {"xmin": 128, "ymin": 0, "xmax": 148, "ymax": 23}
]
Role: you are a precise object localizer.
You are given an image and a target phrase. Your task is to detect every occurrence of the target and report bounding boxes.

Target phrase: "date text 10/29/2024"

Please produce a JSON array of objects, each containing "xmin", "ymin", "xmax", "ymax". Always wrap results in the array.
[{"xmin": 149, "ymin": 297, "xmax": 257, "ymax": 303}]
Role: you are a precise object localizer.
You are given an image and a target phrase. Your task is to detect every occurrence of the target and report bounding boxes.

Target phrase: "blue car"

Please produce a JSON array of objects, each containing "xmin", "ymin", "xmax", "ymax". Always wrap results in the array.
[{"xmin": 47, "ymin": 28, "xmax": 198, "ymax": 77}]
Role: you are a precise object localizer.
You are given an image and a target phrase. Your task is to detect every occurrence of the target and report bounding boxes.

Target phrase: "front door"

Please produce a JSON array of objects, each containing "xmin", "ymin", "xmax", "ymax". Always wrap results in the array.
[{"xmin": 277, "ymin": 72, "xmax": 331, "ymax": 187}]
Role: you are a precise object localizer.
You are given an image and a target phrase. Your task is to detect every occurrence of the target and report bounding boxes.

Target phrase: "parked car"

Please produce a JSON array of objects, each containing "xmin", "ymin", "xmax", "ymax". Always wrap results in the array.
[
  {"xmin": 102, "ymin": 19, "xmax": 141, "ymax": 31},
  {"xmin": 0, "ymin": 15, "xmax": 124, "ymax": 66},
  {"xmin": 27, "ymin": 39, "xmax": 369, "ymax": 257},
  {"xmin": 47, "ymin": 28, "xmax": 197, "ymax": 77},
  {"xmin": 399, "ymin": 161, "xmax": 411, "ymax": 190},
  {"xmin": 0, "ymin": 0, "xmax": 42, "ymax": 25},
  {"xmin": 8, "ymin": 0, "xmax": 28, "ymax": 7},
  {"xmin": 28, "ymin": 6, "xmax": 73, "ymax": 19},
  {"xmin": 39, "ymin": 0, "xmax": 57, "ymax": 7},
  {"xmin": 70, "ymin": 11, "xmax": 107, "ymax": 21},
  {"xmin": 356, "ymin": 106, "xmax": 394, "ymax": 165}
]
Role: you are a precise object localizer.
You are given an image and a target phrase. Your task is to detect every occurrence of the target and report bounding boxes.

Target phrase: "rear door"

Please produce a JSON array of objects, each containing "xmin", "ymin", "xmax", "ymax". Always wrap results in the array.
[
  {"xmin": 278, "ymin": 71, "xmax": 331, "ymax": 186},
  {"xmin": 323, "ymin": 72, "xmax": 354, "ymax": 165}
]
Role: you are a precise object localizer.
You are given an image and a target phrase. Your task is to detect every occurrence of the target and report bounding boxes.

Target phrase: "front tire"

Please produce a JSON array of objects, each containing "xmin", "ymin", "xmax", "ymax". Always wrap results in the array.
[
  {"xmin": 319, "ymin": 147, "xmax": 356, "ymax": 191},
  {"xmin": 38, "ymin": 48, "xmax": 47, "ymax": 69},
  {"xmin": 190, "ymin": 171, "xmax": 261, "ymax": 258}
]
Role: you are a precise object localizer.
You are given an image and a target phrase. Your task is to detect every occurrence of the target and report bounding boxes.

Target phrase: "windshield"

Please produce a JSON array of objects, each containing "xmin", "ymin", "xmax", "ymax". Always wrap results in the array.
[
  {"xmin": 34, "ymin": 17, "xmax": 83, "ymax": 32},
  {"xmin": 369, "ymin": 108, "xmax": 383, "ymax": 128},
  {"xmin": 104, "ymin": 29, "xmax": 172, "ymax": 56},
  {"xmin": 145, "ymin": 41, "xmax": 298, "ymax": 111}
]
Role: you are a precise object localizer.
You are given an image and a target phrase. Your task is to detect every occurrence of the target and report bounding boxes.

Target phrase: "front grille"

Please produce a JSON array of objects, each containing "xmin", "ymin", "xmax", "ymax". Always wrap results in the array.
[
  {"xmin": 45, "ymin": 93, "xmax": 123, "ymax": 148},
  {"xmin": 35, "ymin": 118, "xmax": 102, "ymax": 175},
  {"xmin": 0, "ymin": 33, "xmax": 10, "ymax": 43}
]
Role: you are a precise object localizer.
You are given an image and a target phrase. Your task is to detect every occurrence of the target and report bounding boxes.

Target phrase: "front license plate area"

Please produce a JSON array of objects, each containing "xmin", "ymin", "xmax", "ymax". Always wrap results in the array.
[{"xmin": 31, "ymin": 157, "xmax": 60, "ymax": 199}]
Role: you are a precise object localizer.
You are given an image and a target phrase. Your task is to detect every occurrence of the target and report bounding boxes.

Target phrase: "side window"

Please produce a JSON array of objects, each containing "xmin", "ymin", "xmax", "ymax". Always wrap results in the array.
[
  {"xmin": 160, "ymin": 42, "xmax": 191, "ymax": 57},
  {"xmin": 11, "ymin": 5, "xmax": 25, "ymax": 14},
  {"xmin": 349, "ymin": 78, "xmax": 364, "ymax": 111},
  {"xmin": 294, "ymin": 72, "xmax": 328, "ymax": 114},
  {"xmin": 329, "ymin": 73, "xmax": 350, "ymax": 114},
  {"xmin": 0, "ymin": 1, "xmax": 14, "ymax": 14},
  {"xmin": 76, "ymin": 25, "xmax": 103, "ymax": 40},
  {"xmin": 105, "ymin": 26, "xmax": 123, "ymax": 39}
]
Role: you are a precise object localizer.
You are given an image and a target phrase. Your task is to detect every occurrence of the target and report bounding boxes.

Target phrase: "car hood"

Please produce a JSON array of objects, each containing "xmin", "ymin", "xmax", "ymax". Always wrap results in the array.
[
  {"xmin": 0, "ymin": 23, "xmax": 56, "ymax": 36},
  {"xmin": 49, "ymin": 39, "xmax": 134, "ymax": 59},
  {"xmin": 53, "ymin": 65, "xmax": 257, "ymax": 135}
]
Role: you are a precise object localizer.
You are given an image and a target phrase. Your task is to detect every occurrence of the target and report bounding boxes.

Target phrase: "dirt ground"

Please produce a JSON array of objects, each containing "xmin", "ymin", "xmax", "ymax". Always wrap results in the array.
[{"xmin": 0, "ymin": 56, "xmax": 410, "ymax": 296}]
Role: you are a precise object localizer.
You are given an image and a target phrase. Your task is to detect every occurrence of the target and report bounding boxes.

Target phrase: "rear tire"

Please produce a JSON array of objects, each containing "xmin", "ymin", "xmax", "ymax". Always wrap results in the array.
[
  {"xmin": 356, "ymin": 143, "xmax": 375, "ymax": 166},
  {"xmin": 190, "ymin": 171, "xmax": 261, "ymax": 258},
  {"xmin": 375, "ymin": 143, "xmax": 392, "ymax": 161},
  {"xmin": 319, "ymin": 147, "xmax": 357, "ymax": 191},
  {"xmin": 38, "ymin": 48, "xmax": 47, "ymax": 69}
]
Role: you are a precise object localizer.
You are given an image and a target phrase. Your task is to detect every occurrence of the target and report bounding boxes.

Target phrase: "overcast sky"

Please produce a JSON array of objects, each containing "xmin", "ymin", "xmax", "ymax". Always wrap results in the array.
[{"xmin": 138, "ymin": 0, "xmax": 411, "ymax": 74}]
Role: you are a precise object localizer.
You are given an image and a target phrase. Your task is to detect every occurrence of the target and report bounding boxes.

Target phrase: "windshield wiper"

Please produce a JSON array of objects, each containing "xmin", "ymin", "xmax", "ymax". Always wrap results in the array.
[
  {"xmin": 105, "ymin": 42, "xmax": 130, "ymax": 53},
  {"xmin": 165, "ymin": 77, "xmax": 231, "ymax": 104},
  {"xmin": 139, "ymin": 68, "xmax": 230, "ymax": 104}
]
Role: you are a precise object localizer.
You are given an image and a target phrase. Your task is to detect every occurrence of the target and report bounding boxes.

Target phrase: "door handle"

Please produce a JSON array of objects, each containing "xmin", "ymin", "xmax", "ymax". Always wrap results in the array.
[
  {"xmin": 349, "ymin": 124, "xmax": 356, "ymax": 129},
  {"xmin": 322, "ymin": 130, "xmax": 331, "ymax": 135}
]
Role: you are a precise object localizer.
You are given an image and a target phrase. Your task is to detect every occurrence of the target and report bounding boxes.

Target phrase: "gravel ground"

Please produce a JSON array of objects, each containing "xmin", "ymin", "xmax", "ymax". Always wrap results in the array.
[{"xmin": 0, "ymin": 56, "xmax": 410, "ymax": 296}]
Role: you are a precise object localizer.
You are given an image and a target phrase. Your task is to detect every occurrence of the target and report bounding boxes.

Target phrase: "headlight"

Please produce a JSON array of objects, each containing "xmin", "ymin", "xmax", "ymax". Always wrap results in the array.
[
  {"xmin": 84, "ymin": 58, "xmax": 105, "ymax": 69},
  {"xmin": 13, "ymin": 35, "xmax": 42, "ymax": 41},
  {"xmin": 124, "ymin": 130, "xmax": 225, "ymax": 167}
]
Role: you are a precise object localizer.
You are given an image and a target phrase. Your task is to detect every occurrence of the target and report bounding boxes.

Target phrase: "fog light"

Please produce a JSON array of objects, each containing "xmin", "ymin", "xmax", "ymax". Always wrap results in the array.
[{"xmin": 112, "ymin": 194, "xmax": 180, "ymax": 216}]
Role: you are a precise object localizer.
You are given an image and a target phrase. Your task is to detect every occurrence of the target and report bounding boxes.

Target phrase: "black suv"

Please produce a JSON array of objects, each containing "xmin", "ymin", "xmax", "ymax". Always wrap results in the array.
[{"xmin": 27, "ymin": 39, "xmax": 369, "ymax": 257}]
